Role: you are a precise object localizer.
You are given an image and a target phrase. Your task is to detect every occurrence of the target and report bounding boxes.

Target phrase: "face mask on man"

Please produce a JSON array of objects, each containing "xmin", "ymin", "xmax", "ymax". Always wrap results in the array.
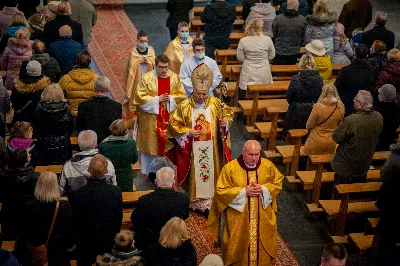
[
  {"xmin": 195, "ymin": 52, "xmax": 205, "ymax": 60},
  {"xmin": 138, "ymin": 43, "xmax": 148, "ymax": 49},
  {"xmin": 180, "ymin": 32, "xmax": 189, "ymax": 40}
]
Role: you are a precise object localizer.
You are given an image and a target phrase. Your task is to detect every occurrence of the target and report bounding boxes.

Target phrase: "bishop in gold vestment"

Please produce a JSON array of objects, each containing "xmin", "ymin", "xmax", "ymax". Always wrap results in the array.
[
  {"xmin": 164, "ymin": 35, "xmax": 194, "ymax": 75},
  {"xmin": 208, "ymin": 140, "xmax": 284, "ymax": 266},
  {"xmin": 134, "ymin": 55, "xmax": 186, "ymax": 175}
]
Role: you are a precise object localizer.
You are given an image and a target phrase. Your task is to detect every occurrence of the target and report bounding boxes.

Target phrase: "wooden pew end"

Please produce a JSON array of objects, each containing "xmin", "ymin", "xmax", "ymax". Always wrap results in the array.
[{"xmin": 307, "ymin": 203, "xmax": 324, "ymax": 213}]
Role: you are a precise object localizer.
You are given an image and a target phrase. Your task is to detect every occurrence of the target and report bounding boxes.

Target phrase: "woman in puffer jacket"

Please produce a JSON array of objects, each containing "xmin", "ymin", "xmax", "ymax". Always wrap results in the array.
[{"xmin": 33, "ymin": 83, "xmax": 73, "ymax": 165}]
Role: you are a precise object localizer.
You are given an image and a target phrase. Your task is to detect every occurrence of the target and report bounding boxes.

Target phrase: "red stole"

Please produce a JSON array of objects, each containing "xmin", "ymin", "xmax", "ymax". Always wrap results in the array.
[{"xmin": 156, "ymin": 77, "xmax": 170, "ymax": 156}]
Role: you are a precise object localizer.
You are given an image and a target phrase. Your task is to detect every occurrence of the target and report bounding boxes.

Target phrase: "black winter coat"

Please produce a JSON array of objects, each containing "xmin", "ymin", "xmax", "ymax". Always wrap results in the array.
[
  {"xmin": 334, "ymin": 59, "xmax": 376, "ymax": 116},
  {"xmin": 366, "ymin": 52, "xmax": 388, "ymax": 79},
  {"xmin": 22, "ymin": 200, "xmax": 75, "ymax": 266},
  {"xmin": 33, "ymin": 101, "xmax": 73, "ymax": 165},
  {"xmin": 77, "ymin": 96, "xmax": 122, "ymax": 143},
  {"xmin": 130, "ymin": 188, "xmax": 190, "ymax": 252},
  {"xmin": 200, "ymin": 2, "xmax": 236, "ymax": 52},
  {"xmin": 43, "ymin": 15, "xmax": 83, "ymax": 46},
  {"xmin": 0, "ymin": 167, "xmax": 39, "ymax": 239},
  {"xmin": 16, "ymin": 0, "xmax": 40, "ymax": 19},
  {"xmin": 165, "ymin": 0, "xmax": 194, "ymax": 29},
  {"xmin": 361, "ymin": 25, "xmax": 395, "ymax": 51},
  {"xmin": 20, "ymin": 53, "xmax": 62, "ymax": 82},
  {"xmin": 375, "ymin": 102, "xmax": 400, "ymax": 151},
  {"xmin": 146, "ymin": 240, "xmax": 197, "ymax": 266},
  {"xmin": 283, "ymin": 69, "xmax": 322, "ymax": 139},
  {"xmin": 71, "ymin": 178, "xmax": 123, "ymax": 265}
]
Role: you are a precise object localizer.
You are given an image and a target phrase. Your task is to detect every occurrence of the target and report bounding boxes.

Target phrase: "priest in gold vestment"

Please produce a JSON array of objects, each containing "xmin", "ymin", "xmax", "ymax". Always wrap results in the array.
[
  {"xmin": 208, "ymin": 140, "xmax": 284, "ymax": 266},
  {"xmin": 164, "ymin": 21, "xmax": 194, "ymax": 75},
  {"xmin": 166, "ymin": 64, "xmax": 233, "ymax": 212},
  {"xmin": 134, "ymin": 54, "xmax": 186, "ymax": 176},
  {"xmin": 124, "ymin": 31, "xmax": 156, "ymax": 112}
]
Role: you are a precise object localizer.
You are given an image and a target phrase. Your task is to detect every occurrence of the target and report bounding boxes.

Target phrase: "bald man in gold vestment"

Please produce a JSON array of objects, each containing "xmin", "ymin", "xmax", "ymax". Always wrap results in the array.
[{"xmin": 208, "ymin": 140, "xmax": 284, "ymax": 266}]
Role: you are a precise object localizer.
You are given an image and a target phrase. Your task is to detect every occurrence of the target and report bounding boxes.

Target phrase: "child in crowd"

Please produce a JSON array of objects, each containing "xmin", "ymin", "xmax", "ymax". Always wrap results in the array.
[
  {"xmin": 332, "ymin": 23, "xmax": 353, "ymax": 64},
  {"xmin": 305, "ymin": 39, "xmax": 332, "ymax": 83},
  {"xmin": 7, "ymin": 121, "xmax": 38, "ymax": 167}
]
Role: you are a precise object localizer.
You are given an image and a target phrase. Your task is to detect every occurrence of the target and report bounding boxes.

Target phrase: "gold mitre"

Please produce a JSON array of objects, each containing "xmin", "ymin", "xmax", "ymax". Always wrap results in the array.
[{"xmin": 191, "ymin": 63, "xmax": 213, "ymax": 91}]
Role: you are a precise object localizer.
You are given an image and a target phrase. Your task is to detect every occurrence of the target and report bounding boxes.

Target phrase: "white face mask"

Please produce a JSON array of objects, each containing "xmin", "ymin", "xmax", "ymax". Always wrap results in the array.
[{"xmin": 195, "ymin": 52, "xmax": 205, "ymax": 60}]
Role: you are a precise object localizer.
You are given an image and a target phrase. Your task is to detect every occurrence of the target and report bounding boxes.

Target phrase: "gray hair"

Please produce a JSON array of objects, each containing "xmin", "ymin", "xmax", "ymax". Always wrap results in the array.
[
  {"xmin": 59, "ymin": 25, "xmax": 72, "ymax": 37},
  {"xmin": 94, "ymin": 76, "xmax": 110, "ymax": 93},
  {"xmin": 177, "ymin": 21, "xmax": 189, "ymax": 30},
  {"xmin": 375, "ymin": 11, "xmax": 387, "ymax": 26},
  {"xmin": 78, "ymin": 130, "xmax": 98, "ymax": 151},
  {"xmin": 356, "ymin": 90, "xmax": 373, "ymax": 109},
  {"xmin": 34, "ymin": 172, "xmax": 61, "ymax": 203},
  {"xmin": 156, "ymin": 167, "xmax": 175, "ymax": 187}
]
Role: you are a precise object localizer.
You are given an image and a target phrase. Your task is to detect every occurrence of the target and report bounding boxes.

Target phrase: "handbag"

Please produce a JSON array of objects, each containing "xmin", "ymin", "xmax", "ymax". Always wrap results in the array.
[{"xmin": 27, "ymin": 200, "xmax": 60, "ymax": 266}]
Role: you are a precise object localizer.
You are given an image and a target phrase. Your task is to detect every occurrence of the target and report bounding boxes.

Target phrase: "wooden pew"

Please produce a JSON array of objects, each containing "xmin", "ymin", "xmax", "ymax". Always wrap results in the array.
[
  {"xmin": 256, "ymin": 105, "xmax": 288, "ymax": 151},
  {"xmin": 70, "ymin": 136, "xmax": 78, "ymax": 145},
  {"xmin": 215, "ymin": 49, "xmax": 240, "ymax": 80},
  {"xmin": 121, "ymin": 190, "xmax": 153, "ymax": 230},
  {"xmin": 320, "ymin": 182, "xmax": 381, "ymax": 236},
  {"xmin": 192, "ymin": 6, "xmax": 243, "ymax": 19},
  {"xmin": 230, "ymin": 32, "xmax": 246, "ymax": 48},
  {"xmin": 1, "ymin": 241, "xmax": 15, "ymax": 251},
  {"xmin": 191, "ymin": 19, "xmax": 244, "ymax": 38}
]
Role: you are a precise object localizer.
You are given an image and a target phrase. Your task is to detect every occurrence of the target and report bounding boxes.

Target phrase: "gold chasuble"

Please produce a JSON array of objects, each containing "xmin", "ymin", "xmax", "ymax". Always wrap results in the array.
[
  {"xmin": 208, "ymin": 156, "xmax": 284, "ymax": 266},
  {"xmin": 164, "ymin": 36, "xmax": 194, "ymax": 75},
  {"xmin": 133, "ymin": 70, "xmax": 186, "ymax": 156},
  {"xmin": 124, "ymin": 46, "xmax": 156, "ymax": 110}
]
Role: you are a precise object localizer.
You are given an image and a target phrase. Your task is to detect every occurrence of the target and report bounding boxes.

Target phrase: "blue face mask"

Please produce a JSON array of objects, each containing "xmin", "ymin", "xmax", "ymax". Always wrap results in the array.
[
  {"xmin": 138, "ymin": 43, "xmax": 148, "ymax": 49},
  {"xmin": 370, "ymin": 47, "xmax": 373, "ymax": 54},
  {"xmin": 180, "ymin": 32, "xmax": 189, "ymax": 40}
]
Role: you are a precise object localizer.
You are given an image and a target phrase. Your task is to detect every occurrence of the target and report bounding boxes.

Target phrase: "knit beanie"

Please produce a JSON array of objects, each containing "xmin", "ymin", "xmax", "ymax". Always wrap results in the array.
[
  {"xmin": 26, "ymin": 60, "xmax": 42, "ymax": 77},
  {"xmin": 199, "ymin": 254, "xmax": 224, "ymax": 266},
  {"xmin": 378, "ymin": 84, "xmax": 397, "ymax": 102}
]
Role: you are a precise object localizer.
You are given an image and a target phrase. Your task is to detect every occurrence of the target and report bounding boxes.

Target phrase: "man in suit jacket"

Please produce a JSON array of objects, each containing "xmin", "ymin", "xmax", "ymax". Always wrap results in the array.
[
  {"xmin": 77, "ymin": 76, "xmax": 122, "ymax": 143},
  {"xmin": 131, "ymin": 167, "xmax": 190, "ymax": 253},
  {"xmin": 72, "ymin": 155, "xmax": 123, "ymax": 266},
  {"xmin": 43, "ymin": 1, "xmax": 84, "ymax": 47}
]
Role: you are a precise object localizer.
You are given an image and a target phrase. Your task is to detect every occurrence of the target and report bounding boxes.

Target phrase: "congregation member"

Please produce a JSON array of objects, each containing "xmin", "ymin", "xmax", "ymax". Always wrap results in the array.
[
  {"xmin": 283, "ymin": 54, "xmax": 322, "ymax": 140},
  {"xmin": 332, "ymin": 23, "xmax": 353, "ymax": 65},
  {"xmin": 0, "ymin": 77, "xmax": 10, "ymax": 138},
  {"xmin": 99, "ymin": 119, "xmax": 138, "ymax": 192},
  {"xmin": 320, "ymin": 243, "xmax": 347, "ymax": 266},
  {"xmin": 43, "ymin": 1, "xmax": 83, "ymax": 46},
  {"xmin": 0, "ymin": 13, "xmax": 28, "ymax": 54},
  {"xmin": 61, "ymin": 130, "xmax": 116, "ymax": 196},
  {"xmin": 199, "ymin": 254, "xmax": 224, "ymax": 266},
  {"xmin": 130, "ymin": 167, "xmax": 190, "ymax": 254},
  {"xmin": 165, "ymin": 0, "xmax": 193, "ymax": 40},
  {"xmin": 0, "ymin": 0, "xmax": 23, "ymax": 36},
  {"xmin": 168, "ymin": 64, "xmax": 233, "ymax": 212},
  {"xmin": 124, "ymin": 30, "xmax": 155, "ymax": 112},
  {"xmin": 22, "ymin": 171, "xmax": 75, "ymax": 266},
  {"xmin": 242, "ymin": 0, "xmax": 270, "ymax": 21},
  {"xmin": 33, "ymin": 83, "xmax": 73, "ymax": 165},
  {"xmin": 366, "ymin": 40, "xmax": 388, "ymax": 79},
  {"xmin": 373, "ymin": 48, "xmax": 400, "ymax": 104},
  {"xmin": 0, "ymin": 27, "xmax": 32, "ymax": 91},
  {"xmin": 332, "ymin": 90, "xmax": 383, "ymax": 184},
  {"xmin": 305, "ymin": 40, "xmax": 332, "ymax": 82},
  {"xmin": 303, "ymin": 83, "xmax": 344, "ymax": 155},
  {"xmin": 0, "ymin": 149, "xmax": 39, "ymax": 240},
  {"xmin": 20, "ymin": 40, "xmax": 61, "ymax": 83},
  {"xmin": 6, "ymin": 122, "xmax": 38, "ymax": 167},
  {"xmin": 338, "ymin": 0, "xmax": 372, "ymax": 38},
  {"xmin": 164, "ymin": 21, "xmax": 194, "ymax": 74},
  {"xmin": 77, "ymin": 76, "xmax": 122, "ymax": 143},
  {"xmin": 69, "ymin": 0, "xmax": 97, "ymax": 49},
  {"xmin": 272, "ymin": 0, "xmax": 307, "ymax": 65},
  {"xmin": 27, "ymin": 13, "xmax": 45, "ymax": 41},
  {"xmin": 237, "ymin": 19, "xmax": 275, "ymax": 97},
  {"xmin": 11, "ymin": 60, "xmax": 51, "ymax": 123},
  {"xmin": 375, "ymin": 138, "xmax": 400, "ymax": 266},
  {"xmin": 17, "ymin": 0, "xmax": 40, "ymax": 19},
  {"xmin": 305, "ymin": 0, "xmax": 336, "ymax": 58},
  {"xmin": 200, "ymin": 0, "xmax": 236, "ymax": 58},
  {"xmin": 208, "ymin": 140, "xmax": 284, "ymax": 266},
  {"xmin": 41, "ymin": 0, "xmax": 61, "ymax": 22},
  {"xmin": 72, "ymin": 155, "xmax": 123, "ymax": 266},
  {"xmin": 96, "ymin": 230, "xmax": 143, "ymax": 265},
  {"xmin": 0, "ymin": 249, "xmax": 19, "ymax": 265},
  {"xmin": 361, "ymin": 11, "xmax": 395, "ymax": 50},
  {"xmin": 278, "ymin": 0, "xmax": 308, "ymax": 17},
  {"xmin": 147, "ymin": 217, "xmax": 197, "ymax": 266},
  {"xmin": 59, "ymin": 50, "xmax": 97, "ymax": 116},
  {"xmin": 244, "ymin": 0, "xmax": 276, "ymax": 36},
  {"xmin": 335, "ymin": 44, "xmax": 375, "ymax": 116},
  {"xmin": 179, "ymin": 38, "xmax": 222, "ymax": 97},
  {"xmin": 375, "ymin": 84, "xmax": 400, "ymax": 151},
  {"xmin": 133, "ymin": 54, "xmax": 185, "ymax": 177},
  {"xmin": 48, "ymin": 25, "xmax": 83, "ymax": 75}
]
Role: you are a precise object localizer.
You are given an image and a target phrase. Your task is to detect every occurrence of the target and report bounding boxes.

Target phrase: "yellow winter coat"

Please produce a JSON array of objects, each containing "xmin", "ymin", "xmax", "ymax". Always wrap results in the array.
[
  {"xmin": 59, "ymin": 68, "xmax": 98, "ymax": 116},
  {"xmin": 313, "ymin": 54, "xmax": 332, "ymax": 83}
]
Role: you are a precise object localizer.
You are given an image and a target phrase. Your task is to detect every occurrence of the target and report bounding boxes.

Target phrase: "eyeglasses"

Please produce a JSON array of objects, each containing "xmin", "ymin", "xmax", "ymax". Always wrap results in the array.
[{"xmin": 157, "ymin": 65, "xmax": 168, "ymax": 69}]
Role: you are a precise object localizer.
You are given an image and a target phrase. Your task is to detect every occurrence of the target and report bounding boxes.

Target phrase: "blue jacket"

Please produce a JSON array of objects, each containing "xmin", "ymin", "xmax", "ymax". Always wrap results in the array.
[{"xmin": 48, "ymin": 36, "xmax": 83, "ymax": 75}]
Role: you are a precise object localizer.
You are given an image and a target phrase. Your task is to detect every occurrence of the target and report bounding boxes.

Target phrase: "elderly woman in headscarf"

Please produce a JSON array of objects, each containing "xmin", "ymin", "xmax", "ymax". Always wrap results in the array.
[{"xmin": 332, "ymin": 23, "xmax": 353, "ymax": 64}]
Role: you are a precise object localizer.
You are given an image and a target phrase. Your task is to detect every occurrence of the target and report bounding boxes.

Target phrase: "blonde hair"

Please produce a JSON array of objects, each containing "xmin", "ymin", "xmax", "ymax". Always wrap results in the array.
[
  {"xmin": 12, "ymin": 13, "xmax": 27, "ymax": 27},
  {"xmin": 16, "ymin": 27, "xmax": 31, "ymax": 40},
  {"xmin": 387, "ymin": 48, "xmax": 400, "ymax": 61},
  {"xmin": 159, "ymin": 217, "xmax": 190, "ymax": 249},
  {"xmin": 10, "ymin": 121, "xmax": 33, "ymax": 139},
  {"xmin": 109, "ymin": 119, "xmax": 128, "ymax": 136},
  {"xmin": 41, "ymin": 83, "xmax": 65, "ymax": 102},
  {"xmin": 245, "ymin": 19, "xmax": 263, "ymax": 36},
  {"xmin": 34, "ymin": 172, "xmax": 61, "ymax": 203},
  {"xmin": 299, "ymin": 54, "xmax": 316, "ymax": 69},
  {"xmin": 317, "ymin": 83, "xmax": 344, "ymax": 110},
  {"xmin": 114, "ymin": 230, "xmax": 134, "ymax": 248},
  {"xmin": 313, "ymin": 0, "xmax": 332, "ymax": 20}
]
